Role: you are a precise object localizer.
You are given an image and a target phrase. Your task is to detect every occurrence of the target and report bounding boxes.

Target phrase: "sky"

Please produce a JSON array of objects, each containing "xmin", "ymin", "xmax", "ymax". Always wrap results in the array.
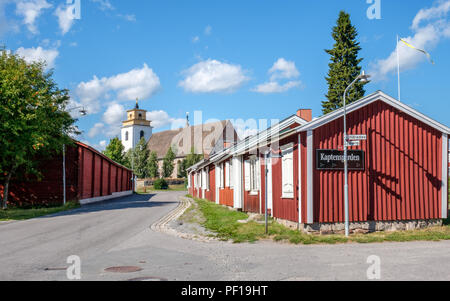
[{"xmin": 1, "ymin": 0, "xmax": 450, "ymax": 150}]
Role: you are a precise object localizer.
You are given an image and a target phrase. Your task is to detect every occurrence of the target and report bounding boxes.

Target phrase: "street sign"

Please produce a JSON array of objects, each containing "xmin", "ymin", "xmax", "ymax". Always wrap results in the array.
[
  {"xmin": 345, "ymin": 140, "xmax": 360, "ymax": 147},
  {"xmin": 316, "ymin": 150, "xmax": 365, "ymax": 170},
  {"xmin": 346, "ymin": 134, "xmax": 367, "ymax": 141}
]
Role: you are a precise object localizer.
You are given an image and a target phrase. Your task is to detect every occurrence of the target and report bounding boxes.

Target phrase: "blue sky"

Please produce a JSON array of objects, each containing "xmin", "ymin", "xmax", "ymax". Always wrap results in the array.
[{"xmin": 2, "ymin": 0, "xmax": 450, "ymax": 150}]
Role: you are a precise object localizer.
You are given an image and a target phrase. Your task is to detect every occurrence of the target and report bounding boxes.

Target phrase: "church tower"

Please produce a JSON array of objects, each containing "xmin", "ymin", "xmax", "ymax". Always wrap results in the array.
[{"xmin": 121, "ymin": 99, "xmax": 153, "ymax": 152}]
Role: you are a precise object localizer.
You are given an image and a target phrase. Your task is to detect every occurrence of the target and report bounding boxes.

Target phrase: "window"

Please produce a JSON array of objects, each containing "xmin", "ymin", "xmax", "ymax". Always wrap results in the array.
[
  {"xmin": 125, "ymin": 131, "xmax": 129, "ymax": 141},
  {"xmin": 229, "ymin": 160, "xmax": 233, "ymax": 188},
  {"xmin": 219, "ymin": 163, "xmax": 224, "ymax": 189},
  {"xmin": 225, "ymin": 161, "xmax": 230, "ymax": 187},
  {"xmin": 244, "ymin": 156, "xmax": 260, "ymax": 194},
  {"xmin": 281, "ymin": 143, "xmax": 294, "ymax": 198},
  {"xmin": 140, "ymin": 130, "xmax": 145, "ymax": 139},
  {"xmin": 205, "ymin": 167, "xmax": 210, "ymax": 190},
  {"xmin": 139, "ymin": 113, "xmax": 142, "ymax": 119}
]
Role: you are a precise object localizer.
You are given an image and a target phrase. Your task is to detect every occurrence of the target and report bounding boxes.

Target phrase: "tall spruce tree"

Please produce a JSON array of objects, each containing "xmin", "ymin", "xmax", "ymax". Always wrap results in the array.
[
  {"xmin": 323, "ymin": 11, "xmax": 367, "ymax": 114},
  {"xmin": 162, "ymin": 146, "xmax": 176, "ymax": 178},
  {"xmin": 147, "ymin": 151, "xmax": 159, "ymax": 178},
  {"xmin": 132, "ymin": 137, "xmax": 150, "ymax": 179}
]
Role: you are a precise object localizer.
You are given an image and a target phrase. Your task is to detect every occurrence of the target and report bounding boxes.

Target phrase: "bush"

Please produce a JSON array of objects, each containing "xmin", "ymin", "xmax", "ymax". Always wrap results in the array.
[{"xmin": 153, "ymin": 178, "xmax": 169, "ymax": 190}]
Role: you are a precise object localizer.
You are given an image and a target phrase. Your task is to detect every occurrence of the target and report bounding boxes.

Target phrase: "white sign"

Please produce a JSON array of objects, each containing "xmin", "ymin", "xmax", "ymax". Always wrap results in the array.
[
  {"xmin": 346, "ymin": 135, "xmax": 367, "ymax": 141},
  {"xmin": 345, "ymin": 140, "xmax": 360, "ymax": 147}
]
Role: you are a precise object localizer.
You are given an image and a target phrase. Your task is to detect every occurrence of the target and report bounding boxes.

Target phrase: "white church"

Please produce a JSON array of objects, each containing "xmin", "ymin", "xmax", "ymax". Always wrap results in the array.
[{"xmin": 121, "ymin": 99, "xmax": 153, "ymax": 152}]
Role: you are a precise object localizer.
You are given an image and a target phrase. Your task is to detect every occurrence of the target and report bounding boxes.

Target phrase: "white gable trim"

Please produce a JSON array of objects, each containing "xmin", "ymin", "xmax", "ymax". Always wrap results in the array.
[{"xmin": 298, "ymin": 91, "xmax": 450, "ymax": 134}]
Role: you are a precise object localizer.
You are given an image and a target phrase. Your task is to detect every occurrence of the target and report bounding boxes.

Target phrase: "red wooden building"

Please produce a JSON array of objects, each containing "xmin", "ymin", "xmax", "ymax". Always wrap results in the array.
[
  {"xmin": 1, "ymin": 141, "xmax": 134, "ymax": 207},
  {"xmin": 188, "ymin": 91, "xmax": 449, "ymax": 232}
]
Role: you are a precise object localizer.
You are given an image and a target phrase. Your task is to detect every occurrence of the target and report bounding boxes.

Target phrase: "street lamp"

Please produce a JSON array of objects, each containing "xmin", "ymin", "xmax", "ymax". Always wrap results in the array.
[
  {"xmin": 343, "ymin": 71, "xmax": 370, "ymax": 237},
  {"xmin": 63, "ymin": 106, "xmax": 87, "ymax": 205}
]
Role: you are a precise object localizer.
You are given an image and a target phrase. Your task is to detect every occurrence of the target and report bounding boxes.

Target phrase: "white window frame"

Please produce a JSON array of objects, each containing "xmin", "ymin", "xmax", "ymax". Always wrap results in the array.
[
  {"xmin": 219, "ymin": 162, "xmax": 224, "ymax": 189},
  {"xmin": 248, "ymin": 155, "xmax": 260, "ymax": 195},
  {"xmin": 281, "ymin": 143, "xmax": 294, "ymax": 199},
  {"xmin": 225, "ymin": 161, "xmax": 230, "ymax": 187},
  {"xmin": 229, "ymin": 160, "xmax": 234, "ymax": 188},
  {"xmin": 206, "ymin": 166, "xmax": 210, "ymax": 191}
]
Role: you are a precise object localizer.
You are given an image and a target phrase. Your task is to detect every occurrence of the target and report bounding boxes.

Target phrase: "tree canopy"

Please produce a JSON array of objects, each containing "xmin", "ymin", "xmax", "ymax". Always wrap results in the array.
[
  {"xmin": 322, "ymin": 11, "xmax": 367, "ymax": 114},
  {"xmin": 162, "ymin": 146, "xmax": 176, "ymax": 178},
  {"xmin": 103, "ymin": 137, "xmax": 127, "ymax": 166},
  {"xmin": 0, "ymin": 49, "xmax": 77, "ymax": 208}
]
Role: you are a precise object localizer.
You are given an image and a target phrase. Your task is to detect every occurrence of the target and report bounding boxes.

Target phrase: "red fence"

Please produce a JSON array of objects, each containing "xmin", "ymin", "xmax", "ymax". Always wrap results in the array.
[{"xmin": 0, "ymin": 141, "xmax": 133, "ymax": 207}]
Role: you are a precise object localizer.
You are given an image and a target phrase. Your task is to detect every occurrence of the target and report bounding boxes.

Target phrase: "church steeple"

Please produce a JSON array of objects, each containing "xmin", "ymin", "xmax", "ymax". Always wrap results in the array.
[{"xmin": 121, "ymin": 99, "xmax": 153, "ymax": 152}]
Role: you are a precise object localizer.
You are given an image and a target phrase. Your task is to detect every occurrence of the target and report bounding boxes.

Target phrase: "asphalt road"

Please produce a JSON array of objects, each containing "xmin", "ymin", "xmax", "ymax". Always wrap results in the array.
[{"xmin": 0, "ymin": 191, "xmax": 449, "ymax": 281}]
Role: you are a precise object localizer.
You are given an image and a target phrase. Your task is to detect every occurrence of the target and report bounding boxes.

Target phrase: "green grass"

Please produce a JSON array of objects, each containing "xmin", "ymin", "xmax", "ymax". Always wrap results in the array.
[
  {"xmin": 137, "ymin": 184, "xmax": 187, "ymax": 193},
  {"xmin": 189, "ymin": 197, "xmax": 450, "ymax": 245},
  {"xmin": 0, "ymin": 201, "xmax": 80, "ymax": 222}
]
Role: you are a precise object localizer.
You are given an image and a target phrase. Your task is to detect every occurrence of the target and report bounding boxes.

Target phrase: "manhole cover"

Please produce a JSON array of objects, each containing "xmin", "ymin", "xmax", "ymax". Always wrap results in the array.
[
  {"xmin": 128, "ymin": 276, "xmax": 168, "ymax": 281},
  {"xmin": 104, "ymin": 266, "xmax": 142, "ymax": 273}
]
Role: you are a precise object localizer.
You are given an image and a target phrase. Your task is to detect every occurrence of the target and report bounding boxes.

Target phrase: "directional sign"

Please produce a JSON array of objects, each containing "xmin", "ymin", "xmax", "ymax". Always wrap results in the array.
[
  {"xmin": 345, "ymin": 140, "xmax": 360, "ymax": 147},
  {"xmin": 346, "ymin": 134, "xmax": 367, "ymax": 141}
]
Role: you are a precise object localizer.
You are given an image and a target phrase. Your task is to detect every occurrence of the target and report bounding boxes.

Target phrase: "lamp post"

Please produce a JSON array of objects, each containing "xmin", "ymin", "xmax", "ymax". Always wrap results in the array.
[
  {"xmin": 63, "ymin": 106, "xmax": 87, "ymax": 205},
  {"xmin": 343, "ymin": 71, "xmax": 370, "ymax": 237}
]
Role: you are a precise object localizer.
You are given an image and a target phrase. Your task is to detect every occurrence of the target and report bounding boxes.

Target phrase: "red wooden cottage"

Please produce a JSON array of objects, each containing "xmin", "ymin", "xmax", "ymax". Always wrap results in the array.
[{"xmin": 188, "ymin": 91, "xmax": 449, "ymax": 232}]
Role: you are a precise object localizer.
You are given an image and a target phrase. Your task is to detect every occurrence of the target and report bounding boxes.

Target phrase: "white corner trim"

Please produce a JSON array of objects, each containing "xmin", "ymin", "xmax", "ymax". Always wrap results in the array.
[
  {"xmin": 307, "ymin": 130, "xmax": 313, "ymax": 224},
  {"xmin": 298, "ymin": 134, "xmax": 302, "ymax": 224},
  {"xmin": 442, "ymin": 134, "xmax": 448, "ymax": 219}
]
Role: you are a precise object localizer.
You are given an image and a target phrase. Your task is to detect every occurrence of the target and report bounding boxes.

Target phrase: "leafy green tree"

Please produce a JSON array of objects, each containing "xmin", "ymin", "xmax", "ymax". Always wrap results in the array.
[
  {"xmin": 162, "ymin": 146, "xmax": 176, "ymax": 178},
  {"xmin": 147, "ymin": 151, "xmax": 159, "ymax": 178},
  {"xmin": 132, "ymin": 137, "xmax": 149, "ymax": 179},
  {"xmin": 0, "ymin": 49, "xmax": 76, "ymax": 209},
  {"xmin": 103, "ymin": 137, "xmax": 126, "ymax": 165},
  {"xmin": 322, "ymin": 11, "xmax": 367, "ymax": 114},
  {"xmin": 178, "ymin": 147, "xmax": 203, "ymax": 179}
]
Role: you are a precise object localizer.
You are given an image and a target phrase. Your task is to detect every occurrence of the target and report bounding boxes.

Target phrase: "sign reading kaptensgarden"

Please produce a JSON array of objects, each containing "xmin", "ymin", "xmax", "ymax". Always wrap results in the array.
[{"xmin": 316, "ymin": 150, "xmax": 365, "ymax": 171}]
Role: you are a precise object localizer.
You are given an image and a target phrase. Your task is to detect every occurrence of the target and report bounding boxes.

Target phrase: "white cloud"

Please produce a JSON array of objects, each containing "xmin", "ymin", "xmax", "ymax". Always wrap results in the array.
[
  {"xmin": 268, "ymin": 58, "xmax": 300, "ymax": 81},
  {"xmin": 103, "ymin": 103, "xmax": 125, "ymax": 125},
  {"xmin": 75, "ymin": 64, "xmax": 161, "ymax": 114},
  {"xmin": 147, "ymin": 110, "xmax": 185, "ymax": 129},
  {"xmin": 192, "ymin": 36, "xmax": 200, "ymax": 43},
  {"xmin": 253, "ymin": 58, "xmax": 301, "ymax": 94},
  {"xmin": 370, "ymin": 0, "xmax": 450, "ymax": 81},
  {"xmin": 90, "ymin": 0, "xmax": 114, "ymax": 11},
  {"xmin": 252, "ymin": 80, "xmax": 301, "ymax": 94},
  {"xmin": 54, "ymin": 3, "xmax": 77, "ymax": 35},
  {"xmin": 16, "ymin": 46, "xmax": 59, "ymax": 70},
  {"xmin": 88, "ymin": 123, "xmax": 105, "ymax": 138},
  {"xmin": 231, "ymin": 119, "xmax": 259, "ymax": 139},
  {"xmin": 15, "ymin": 0, "xmax": 52, "ymax": 34},
  {"xmin": 204, "ymin": 25, "xmax": 212, "ymax": 36},
  {"xmin": 179, "ymin": 59, "xmax": 249, "ymax": 93}
]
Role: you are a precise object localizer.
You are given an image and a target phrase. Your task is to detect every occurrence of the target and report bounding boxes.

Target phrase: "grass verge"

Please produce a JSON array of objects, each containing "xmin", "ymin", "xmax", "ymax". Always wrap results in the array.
[
  {"xmin": 137, "ymin": 184, "xmax": 187, "ymax": 193},
  {"xmin": 189, "ymin": 196, "xmax": 450, "ymax": 245},
  {"xmin": 0, "ymin": 201, "xmax": 80, "ymax": 222}
]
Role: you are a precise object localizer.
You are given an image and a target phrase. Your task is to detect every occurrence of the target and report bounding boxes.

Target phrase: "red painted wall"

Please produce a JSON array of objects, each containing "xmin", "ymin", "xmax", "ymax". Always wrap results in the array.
[
  {"xmin": 312, "ymin": 100, "xmax": 443, "ymax": 223},
  {"xmin": 0, "ymin": 141, "xmax": 133, "ymax": 207},
  {"xmin": 219, "ymin": 159, "xmax": 234, "ymax": 207},
  {"xmin": 204, "ymin": 165, "xmax": 216, "ymax": 202},
  {"xmin": 271, "ymin": 135, "xmax": 300, "ymax": 223},
  {"xmin": 243, "ymin": 154, "xmax": 261, "ymax": 213}
]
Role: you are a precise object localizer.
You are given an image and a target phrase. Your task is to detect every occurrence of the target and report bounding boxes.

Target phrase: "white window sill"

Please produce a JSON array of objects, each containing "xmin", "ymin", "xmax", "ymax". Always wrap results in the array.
[
  {"xmin": 249, "ymin": 191, "xmax": 259, "ymax": 196},
  {"xmin": 282, "ymin": 194, "xmax": 294, "ymax": 199}
]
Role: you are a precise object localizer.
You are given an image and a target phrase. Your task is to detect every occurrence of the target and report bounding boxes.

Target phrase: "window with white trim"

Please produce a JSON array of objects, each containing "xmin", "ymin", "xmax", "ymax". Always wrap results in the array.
[
  {"xmin": 244, "ymin": 156, "xmax": 260, "ymax": 195},
  {"xmin": 281, "ymin": 143, "xmax": 294, "ymax": 199},
  {"xmin": 219, "ymin": 163, "xmax": 224, "ymax": 189},
  {"xmin": 229, "ymin": 160, "xmax": 233, "ymax": 188},
  {"xmin": 205, "ymin": 167, "xmax": 210, "ymax": 190},
  {"xmin": 225, "ymin": 161, "xmax": 230, "ymax": 187}
]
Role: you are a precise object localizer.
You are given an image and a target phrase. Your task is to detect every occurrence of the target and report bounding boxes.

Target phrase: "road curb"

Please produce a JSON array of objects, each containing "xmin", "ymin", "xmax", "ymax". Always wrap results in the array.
[{"xmin": 150, "ymin": 196, "xmax": 218, "ymax": 243}]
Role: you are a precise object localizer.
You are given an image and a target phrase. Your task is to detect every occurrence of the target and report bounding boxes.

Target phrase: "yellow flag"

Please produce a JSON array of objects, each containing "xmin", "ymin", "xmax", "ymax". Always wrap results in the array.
[{"xmin": 400, "ymin": 39, "xmax": 435, "ymax": 64}]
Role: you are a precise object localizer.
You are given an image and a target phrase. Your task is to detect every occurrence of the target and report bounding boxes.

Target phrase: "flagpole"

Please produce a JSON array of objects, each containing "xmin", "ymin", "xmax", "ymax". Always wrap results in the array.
[{"xmin": 396, "ymin": 34, "xmax": 401, "ymax": 102}]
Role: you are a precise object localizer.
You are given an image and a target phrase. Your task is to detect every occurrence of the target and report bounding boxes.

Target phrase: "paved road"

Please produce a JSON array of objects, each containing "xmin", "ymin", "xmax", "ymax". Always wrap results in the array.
[{"xmin": 0, "ymin": 191, "xmax": 449, "ymax": 281}]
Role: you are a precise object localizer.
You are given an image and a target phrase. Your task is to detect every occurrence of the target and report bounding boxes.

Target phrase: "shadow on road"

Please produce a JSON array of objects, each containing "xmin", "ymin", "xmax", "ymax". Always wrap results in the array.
[{"xmin": 37, "ymin": 193, "xmax": 179, "ymax": 219}]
